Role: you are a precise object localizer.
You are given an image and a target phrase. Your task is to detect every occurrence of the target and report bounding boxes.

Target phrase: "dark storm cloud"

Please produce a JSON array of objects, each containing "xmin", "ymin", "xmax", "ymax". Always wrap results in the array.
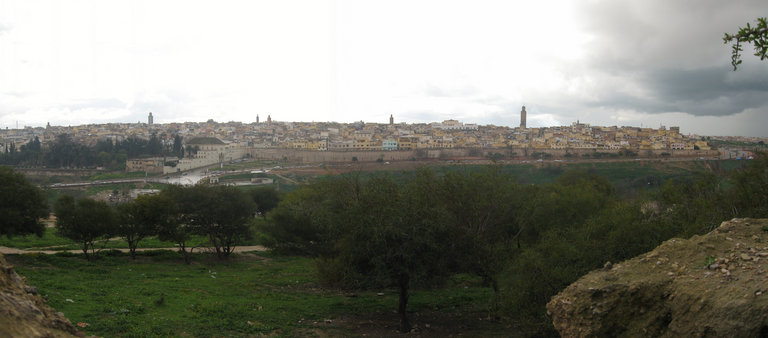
[
  {"xmin": 575, "ymin": 0, "xmax": 768, "ymax": 117},
  {"xmin": 589, "ymin": 65, "xmax": 768, "ymax": 116}
]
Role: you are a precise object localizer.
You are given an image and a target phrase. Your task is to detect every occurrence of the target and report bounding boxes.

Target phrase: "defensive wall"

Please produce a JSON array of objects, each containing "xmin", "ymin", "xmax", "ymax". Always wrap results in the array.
[{"xmin": 249, "ymin": 147, "xmax": 720, "ymax": 163}]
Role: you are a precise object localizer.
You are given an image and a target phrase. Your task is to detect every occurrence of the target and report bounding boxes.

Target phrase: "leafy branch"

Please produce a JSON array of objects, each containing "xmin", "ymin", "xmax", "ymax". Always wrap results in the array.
[{"xmin": 723, "ymin": 17, "xmax": 768, "ymax": 70}]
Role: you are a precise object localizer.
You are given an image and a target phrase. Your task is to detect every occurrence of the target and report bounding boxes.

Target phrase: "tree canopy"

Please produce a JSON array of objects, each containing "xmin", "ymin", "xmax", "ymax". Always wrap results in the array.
[
  {"xmin": 116, "ymin": 194, "xmax": 176, "ymax": 259},
  {"xmin": 0, "ymin": 166, "xmax": 48, "ymax": 238},
  {"xmin": 54, "ymin": 195, "xmax": 116, "ymax": 259},
  {"xmin": 165, "ymin": 185, "xmax": 256, "ymax": 259}
]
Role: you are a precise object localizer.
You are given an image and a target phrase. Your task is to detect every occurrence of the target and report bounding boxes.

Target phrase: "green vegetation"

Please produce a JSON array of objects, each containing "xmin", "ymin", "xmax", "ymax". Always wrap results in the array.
[
  {"xmin": 7, "ymin": 252, "xmax": 506, "ymax": 337},
  {"xmin": 116, "ymin": 194, "xmax": 177, "ymax": 259},
  {"xmin": 0, "ymin": 166, "xmax": 48, "ymax": 237},
  {"xmin": 54, "ymin": 196, "xmax": 116, "ymax": 260},
  {"xmin": 259, "ymin": 154, "xmax": 768, "ymax": 333},
  {"xmin": 165, "ymin": 185, "xmax": 255, "ymax": 259},
  {"xmin": 87, "ymin": 171, "xmax": 159, "ymax": 181},
  {"xmin": 724, "ymin": 17, "xmax": 768, "ymax": 70},
  {"xmin": 3, "ymin": 156, "xmax": 767, "ymax": 335},
  {"xmin": 0, "ymin": 227, "xmax": 71, "ymax": 249},
  {"xmin": 0, "ymin": 133, "xmax": 183, "ymax": 170},
  {"xmin": 0, "ymin": 227, "xmax": 210, "ymax": 251}
]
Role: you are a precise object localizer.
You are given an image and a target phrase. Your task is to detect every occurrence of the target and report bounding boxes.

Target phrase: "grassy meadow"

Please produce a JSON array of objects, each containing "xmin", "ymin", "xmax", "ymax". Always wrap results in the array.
[{"xmin": 6, "ymin": 252, "xmax": 510, "ymax": 337}]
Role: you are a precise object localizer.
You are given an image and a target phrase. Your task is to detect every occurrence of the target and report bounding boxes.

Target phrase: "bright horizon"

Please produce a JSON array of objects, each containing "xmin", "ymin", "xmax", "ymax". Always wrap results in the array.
[{"xmin": 1, "ymin": 1, "xmax": 767, "ymax": 137}]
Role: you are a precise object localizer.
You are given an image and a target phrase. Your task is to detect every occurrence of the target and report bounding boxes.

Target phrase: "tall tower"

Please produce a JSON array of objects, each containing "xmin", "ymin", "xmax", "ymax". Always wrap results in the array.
[
  {"xmin": 267, "ymin": 115, "xmax": 272, "ymax": 124},
  {"xmin": 256, "ymin": 114, "xmax": 260, "ymax": 124},
  {"xmin": 520, "ymin": 106, "xmax": 526, "ymax": 129},
  {"xmin": 148, "ymin": 112, "xmax": 154, "ymax": 125},
  {"xmin": 389, "ymin": 114, "xmax": 394, "ymax": 125}
]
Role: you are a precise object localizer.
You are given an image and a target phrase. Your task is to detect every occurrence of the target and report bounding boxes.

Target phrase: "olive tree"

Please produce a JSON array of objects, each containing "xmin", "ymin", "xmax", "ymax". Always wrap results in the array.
[
  {"xmin": 437, "ymin": 166, "xmax": 521, "ymax": 313},
  {"xmin": 249, "ymin": 186, "xmax": 280, "ymax": 218},
  {"xmin": 168, "ymin": 185, "xmax": 255, "ymax": 259},
  {"xmin": 0, "ymin": 166, "xmax": 48, "ymax": 238},
  {"xmin": 116, "ymin": 194, "xmax": 175, "ymax": 259},
  {"xmin": 54, "ymin": 195, "xmax": 116, "ymax": 260},
  {"xmin": 315, "ymin": 172, "xmax": 459, "ymax": 333}
]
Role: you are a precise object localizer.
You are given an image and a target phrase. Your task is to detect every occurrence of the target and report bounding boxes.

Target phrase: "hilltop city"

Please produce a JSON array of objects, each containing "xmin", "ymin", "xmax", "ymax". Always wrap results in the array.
[{"xmin": 1, "ymin": 107, "xmax": 765, "ymax": 174}]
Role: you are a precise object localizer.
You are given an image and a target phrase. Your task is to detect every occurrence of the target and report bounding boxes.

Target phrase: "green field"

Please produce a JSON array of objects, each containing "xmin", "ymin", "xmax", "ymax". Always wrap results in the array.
[
  {"xmin": 7, "ymin": 252, "xmax": 509, "ymax": 337},
  {"xmin": 0, "ymin": 227, "xmax": 73, "ymax": 249},
  {"xmin": 0, "ymin": 227, "xmax": 247, "ymax": 251}
]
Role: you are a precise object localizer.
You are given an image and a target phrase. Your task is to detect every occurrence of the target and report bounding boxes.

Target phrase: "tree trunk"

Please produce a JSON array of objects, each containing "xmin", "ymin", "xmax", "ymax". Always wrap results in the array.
[
  {"xmin": 81, "ymin": 241, "xmax": 90, "ymax": 260},
  {"xmin": 398, "ymin": 273, "xmax": 411, "ymax": 333},
  {"xmin": 209, "ymin": 234, "xmax": 222, "ymax": 259},
  {"xmin": 179, "ymin": 243, "xmax": 191, "ymax": 264},
  {"xmin": 490, "ymin": 277, "xmax": 500, "ymax": 320},
  {"xmin": 128, "ymin": 239, "xmax": 137, "ymax": 260}
]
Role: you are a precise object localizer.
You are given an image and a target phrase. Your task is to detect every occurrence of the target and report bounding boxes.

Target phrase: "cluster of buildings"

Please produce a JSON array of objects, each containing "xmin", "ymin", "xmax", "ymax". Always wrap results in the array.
[{"xmin": 0, "ymin": 108, "xmax": 711, "ymax": 154}]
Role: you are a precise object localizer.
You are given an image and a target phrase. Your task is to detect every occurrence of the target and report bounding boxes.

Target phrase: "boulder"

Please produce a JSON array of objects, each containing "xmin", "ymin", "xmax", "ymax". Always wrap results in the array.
[
  {"xmin": 0, "ymin": 253, "xmax": 79, "ymax": 337},
  {"xmin": 547, "ymin": 218, "xmax": 768, "ymax": 337}
]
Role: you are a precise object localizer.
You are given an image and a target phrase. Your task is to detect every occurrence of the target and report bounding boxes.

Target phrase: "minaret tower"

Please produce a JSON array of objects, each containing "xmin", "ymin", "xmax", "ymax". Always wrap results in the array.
[
  {"xmin": 148, "ymin": 112, "xmax": 154, "ymax": 125},
  {"xmin": 256, "ymin": 114, "xmax": 260, "ymax": 124},
  {"xmin": 520, "ymin": 106, "xmax": 526, "ymax": 129},
  {"xmin": 389, "ymin": 114, "xmax": 394, "ymax": 125}
]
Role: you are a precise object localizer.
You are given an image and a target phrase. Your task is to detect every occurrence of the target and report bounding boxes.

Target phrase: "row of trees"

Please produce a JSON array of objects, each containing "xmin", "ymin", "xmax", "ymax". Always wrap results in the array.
[
  {"xmin": 0, "ymin": 167, "xmax": 280, "ymax": 262},
  {"xmin": 53, "ymin": 185, "xmax": 280, "ymax": 262},
  {"xmin": 0, "ymin": 133, "xmax": 185, "ymax": 169},
  {"xmin": 258, "ymin": 154, "xmax": 768, "ymax": 333}
]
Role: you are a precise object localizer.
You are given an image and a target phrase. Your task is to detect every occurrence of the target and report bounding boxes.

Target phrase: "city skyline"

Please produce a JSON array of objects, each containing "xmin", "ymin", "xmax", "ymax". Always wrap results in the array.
[
  {"xmin": 0, "ymin": 109, "xmax": 752, "ymax": 138},
  {"xmin": 1, "ymin": 1, "xmax": 767, "ymax": 137}
]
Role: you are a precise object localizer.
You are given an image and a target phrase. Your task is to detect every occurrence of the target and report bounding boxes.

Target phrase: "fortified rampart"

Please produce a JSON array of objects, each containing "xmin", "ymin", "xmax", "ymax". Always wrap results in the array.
[{"xmin": 248, "ymin": 147, "xmax": 719, "ymax": 164}]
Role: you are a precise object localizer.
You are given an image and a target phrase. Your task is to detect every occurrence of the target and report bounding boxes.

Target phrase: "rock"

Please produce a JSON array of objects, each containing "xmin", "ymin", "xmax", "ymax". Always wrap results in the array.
[
  {"xmin": 0, "ymin": 253, "xmax": 78, "ymax": 337},
  {"xmin": 547, "ymin": 218, "xmax": 768, "ymax": 338}
]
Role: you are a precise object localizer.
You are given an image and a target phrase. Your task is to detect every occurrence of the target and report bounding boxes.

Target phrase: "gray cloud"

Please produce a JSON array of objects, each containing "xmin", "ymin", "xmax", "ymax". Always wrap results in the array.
[
  {"xmin": 578, "ymin": 0, "xmax": 768, "ymax": 70},
  {"xmin": 571, "ymin": 0, "xmax": 768, "ymax": 118},
  {"xmin": 423, "ymin": 84, "xmax": 478, "ymax": 98},
  {"xmin": 585, "ymin": 66, "xmax": 768, "ymax": 116},
  {"xmin": 65, "ymin": 98, "xmax": 126, "ymax": 112}
]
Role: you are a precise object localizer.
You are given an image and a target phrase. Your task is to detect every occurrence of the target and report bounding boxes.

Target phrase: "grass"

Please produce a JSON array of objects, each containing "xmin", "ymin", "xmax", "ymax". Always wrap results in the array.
[
  {"xmin": 0, "ymin": 227, "xmax": 72, "ymax": 249},
  {"xmin": 87, "ymin": 171, "xmax": 160, "ymax": 181},
  {"xmin": 0, "ymin": 227, "xmax": 212, "ymax": 251},
  {"xmin": 7, "ymin": 252, "xmax": 508, "ymax": 337},
  {"xmin": 218, "ymin": 173, "xmax": 256, "ymax": 181}
]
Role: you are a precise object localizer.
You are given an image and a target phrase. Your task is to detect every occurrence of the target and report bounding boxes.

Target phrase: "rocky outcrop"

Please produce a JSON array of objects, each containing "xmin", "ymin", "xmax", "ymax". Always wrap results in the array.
[
  {"xmin": 0, "ymin": 253, "xmax": 79, "ymax": 337},
  {"xmin": 547, "ymin": 218, "xmax": 768, "ymax": 337}
]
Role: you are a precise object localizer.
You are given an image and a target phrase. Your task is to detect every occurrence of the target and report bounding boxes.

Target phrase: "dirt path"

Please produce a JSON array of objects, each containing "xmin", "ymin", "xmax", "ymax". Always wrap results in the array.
[
  {"xmin": 0, "ymin": 245, "xmax": 267, "ymax": 255},
  {"xmin": 270, "ymin": 172, "xmax": 300, "ymax": 184}
]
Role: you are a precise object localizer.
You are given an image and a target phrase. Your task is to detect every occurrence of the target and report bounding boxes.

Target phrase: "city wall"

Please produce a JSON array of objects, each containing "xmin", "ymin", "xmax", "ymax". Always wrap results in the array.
[{"xmin": 249, "ymin": 147, "xmax": 720, "ymax": 163}]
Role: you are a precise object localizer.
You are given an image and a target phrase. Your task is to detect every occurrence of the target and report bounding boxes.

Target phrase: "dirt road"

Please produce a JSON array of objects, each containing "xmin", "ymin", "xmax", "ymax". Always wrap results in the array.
[{"xmin": 0, "ymin": 245, "xmax": 267, "ymax": 255}]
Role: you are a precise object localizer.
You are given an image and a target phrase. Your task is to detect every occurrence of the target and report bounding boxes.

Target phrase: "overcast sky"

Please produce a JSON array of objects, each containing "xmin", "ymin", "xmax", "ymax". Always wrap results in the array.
[{"xmin": 1, "ymin": 0, "xmax": 767, "ymax": 136}]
